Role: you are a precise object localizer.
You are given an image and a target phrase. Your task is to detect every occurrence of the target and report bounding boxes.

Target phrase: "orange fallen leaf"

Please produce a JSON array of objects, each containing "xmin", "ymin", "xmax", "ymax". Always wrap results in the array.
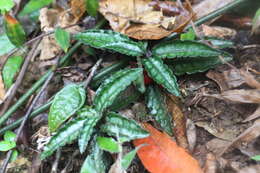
[
  {"xmin": 99, "ymin": 0, "xmax": 193, "ymax": 40},
  {"xmin": 0, "ymin": 75, "xmax": 6, "ymax": 104},
  {"xmin": 133, "ymin": 123, "xmax": 203, "ymax": 173}
]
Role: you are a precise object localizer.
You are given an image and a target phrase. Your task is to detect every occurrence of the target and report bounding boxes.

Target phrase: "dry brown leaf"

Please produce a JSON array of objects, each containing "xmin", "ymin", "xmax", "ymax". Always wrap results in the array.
[
  {"xmin": 0, "ymin": 75, "xmax": 6, "ymax": 104},
  {"xmin": 186, "ymin": 119, "xmax": 197, "ymax": 152},
  {"xmin": 219, "ymin": 119, "xmax": 260, "ymax": 156},
  {"xmin": 206, "ymin": 138, "xmax": 230, "ymax": 155},
  {"xmin": 201, "ymin": 24, "xmax": 237, "ymax": 39},
  {"xmin": 70, "ymin": 0, "xmax": 86, "ymax": 21},
  {"xmin": 238, "ymin": 165, "xmax": 260, "ymax": 173},
  {"xmin": 211, "ymin": 89, "xmax": 260, "ymax": 104},
  {"xmin": 167, "ymin": 94, "xmax": 189, "ymax": 151},
  {"xmin": 99, "ymin": 0, "xmax": 193, "ymax": 40},
  {"xmin": 203, "ymin": 153, "xmax": 217, "ymax": 173},
  {"xmin": 240, "ymin": 70, "xmax": 260, "ymax": 89},
  {"xmin": 243, "ymin": 106, "xmax": 260, "ymax": 122}
]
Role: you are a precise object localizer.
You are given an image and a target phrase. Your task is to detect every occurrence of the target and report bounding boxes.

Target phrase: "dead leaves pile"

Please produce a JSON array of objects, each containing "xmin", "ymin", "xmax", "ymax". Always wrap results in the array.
[
  {"xmin": 99, "ymin": 0, "xmax": 194, "ymax": 40},
  {"xmin": 39, "ymin": 0, "xmax": 85, "ymax": 60}
]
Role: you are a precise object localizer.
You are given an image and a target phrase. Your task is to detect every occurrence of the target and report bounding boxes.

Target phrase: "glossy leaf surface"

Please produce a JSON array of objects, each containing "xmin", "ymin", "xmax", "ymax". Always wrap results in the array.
[
  {"xmin": 74, "ymin": 29, "xmax": 146, "ymax": 56},
  {"xmin": 19, "ymin": 0, "xmax": 53, "ymax": 16},
  {"xmin": 4, "ymin": 131, "xmax": 16, "ymax": 142},
  {"xmin": 0, "ymin": 0, "xmax": 14, "ymax": 13},
  {"xmin": 101, "ymin": 112, "xmax": 149, "ymax": 142},
  {"xmin": 48, "ymin": 84, "xmax": 86, "ymax": 132},
  {"xmin": 142, "ymin": 57, "xmax": 180, "ymax": 96},
  {"xmin": 54, "ymin": 28, "xmax": 70, "ymax": 52},
  {"xmin": 146, "ymin": 86, "xmax": 173, "ymax": 135},
  {"xmin": 94, "ymin": 68, "xmax": 142, "ymax": 113},
  {"xmin": 0, "ymin": 141, "xmax": 16, "ymax": 151},
  {"xmin": 97, "ymin": 136, "xmax": 121, "ymax": 153},
  {"xmin": 2, "ymin": 56, "xmax": 23, "ymax": 88},
  {"xmin": 0, "ymin": 34, "xmax": 16, "ymax": 56},
  {"xmin": 152, "ymin": 40, "xmax": 221, "ymax": 59}
]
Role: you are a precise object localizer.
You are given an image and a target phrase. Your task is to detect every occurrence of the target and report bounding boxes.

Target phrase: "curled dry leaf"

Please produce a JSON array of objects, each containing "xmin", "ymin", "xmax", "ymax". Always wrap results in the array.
[
  {"xmin": 133, "ymin": 123, "xmax": 203, "ymax": 173},
  {"xmin": 39, "ymin": 0, "xmax": 85, "ymax": 60},
  {"xmin": 0, "ymin": 75, "xmax": 6, "ymax": 104},
  {"xmin": 99, "ymin": 0, "xmax": 194, "ymax": 40}
]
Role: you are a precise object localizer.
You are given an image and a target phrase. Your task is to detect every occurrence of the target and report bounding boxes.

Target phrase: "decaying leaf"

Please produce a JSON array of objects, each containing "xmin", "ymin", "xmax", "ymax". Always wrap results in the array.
[
  {"xmin": 38, "ymin": 1, "xmax": 84, "ymax": 60},
  {"xmin": 0, "ymin": 75, "xmax": 6, "ymax": 104},
  {"xmin": 203, "ymin": 153, "xmax": 217, "ymax": 173},
  {"xmin": 243, "ymin": 106, "xmax": 260, "ymax": 122},
  {"xmin": 99, "ymin": 0, "xmax": 193, "ymax": 40},
  {"xmin": 201, "ymin": 24, "xmax": 237, "ymax": 39},
  {"xmin": 133, "ymin": 123, "xmax": 203, "ymax": 173}
]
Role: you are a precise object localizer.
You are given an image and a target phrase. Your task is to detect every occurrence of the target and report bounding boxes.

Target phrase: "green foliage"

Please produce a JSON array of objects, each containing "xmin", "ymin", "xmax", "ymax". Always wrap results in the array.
[
  {"xmin": 101, "ymin": 112, "xmax": 149, "ymax": 142},
  {"xmin": 10, "ymin": 150, "xmax": 18, "ymax": 162},
  {"xmin": 142, "ymin": 57, "xmax": 180, "ymax": 96},
  {"xmin": 152, "ymin": 40, "xmax": 222, "ymax": 59},
  {"xmin": 94, "ymin": 68, "xmax": 142, "ymax": 113},
  {"xmin": 252, "ymin": 8, "xmax": 260, "ymax": 34},
  {"xmin": 170, "ymin": 55, "xmax": 232, "ymax": 75},
  {"xmin": 74, "ymin": 29, "xmax": 146, "ymax": 56},
  {"xmin": 97, "ymin": 137, "xmax": 121, "ymax": 153},
  {"xmin": 54, "ymin": 28, "xmax": 70, "ymax": 52},
  {"xmin": 0, "ymin": 141, "xmax": 16, "ymax": 151},
  {"xmin": 0, "ymin": 0, "xmax": 14, "ymax": 14},
  {"xmin": 122, "ymin": 145, "xmax": 143, "ymax": 170},
  {"xmin": 80, "ymin": 137, "xmax": 110, "ymax": 173},
  {"xmin": 0, "ymin": 34, "xmax": 16, "ymax": 56},
  {"xmin": 77, "ymin": 107, "xmax": 100, "ymax": 153},
  {"xmin": 4, "ymin": 130, "xmax": 16, "ymax": 142},
  {"xmin": 180, "ymin": 28, "xmax": 195, "ymax": 41},
  {"xmin": 85, "ymin": 0, "xmax": 99, "ymax": 16},
  {"xmin": 4, "ymin": 14, "xmax": 26, "ymax": 47},
  {"xmin": 251, "ymin": 155, "xmax": 260, "ymax": 161},
  {"xmin": 19, "ymin": 0, "xmax": 53, "ymax": 16},
  {"xmin": 48, "ymin": 84, "xmax": 86, "ymax": 132},
  {"xmin": 204, "ymin": 37, "xmax": 234, "ymax": 49},
  {"xmin": 41, "ymin": 116, "xmax": 88, "ymax": 160},
  {"xmin": 146, "ymin": 86, "xmax": 173, "ymax": 135},
  {"xmin": 2, "ymin": 56, "xmax": 23, "ymax": 89}
]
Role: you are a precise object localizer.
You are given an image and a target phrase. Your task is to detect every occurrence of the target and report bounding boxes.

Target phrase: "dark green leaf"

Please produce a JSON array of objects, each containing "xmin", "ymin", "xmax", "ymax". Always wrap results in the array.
[
  {"xmin": 94, "ymin": 68, "xmax": 142, "ymax": 113},
  {"xmin": 97, "ymin": 136, "xmax": 121, "ymax": 153},
  {"xmin": 251, "ymin": 155, "xmax": 260, "ymax": 161},
  {"xmin": 80, "ymin": 137, "xmax": 110, "ymax": 173},
  {"xmin": 77, "ymin": 107, "xmax": 100, "ymax": 153},
  {"xmin": 146, "ymin": 86, "xmax": 173, "ymax": 135},
  {"xmin": 0, "ymin": 0, "xmax": 14, "ymax": 13},
  {"xmin": 0, "ymin": 140, "xmax": 16, "ymax": 151},
  {"xmin": 142, "ymin": 57, "xmax": 180, "ymax": 96},
  {"xmin": 170, "ymin": 55, "xmax": 232, "ymax": 75},
  {"xmin": 86, "ymin": 0, "xmax": 99, "ymax": 16},
  {"xmin": 74, "ymin": 29, "xmax": 146, "ymax": 56},
  {"xmin": 134, "ymin": 57, "xmax": 145, "ymax": 93},
  {"xmin": 2, "ymin": 56, "xmax": 23, "ymax": 88},
  {"xmin": 48, "ymin": 84, "xmax": 86, "ymax": 132},
  {"xmin": 54, "ymin": 28, "xmax": 70, "ymax": 52},
  {"xmin": 41, "ymin": 116, "xmax": 87, "ymax": 159},
  {"xmin": 101, "ymin": 112, "xmax": 149, "ymax": 142},
  {"xmin": 152, "ymin": 40, "xmax": 222, "ymax": 59},
  {"xmin": 4, "ymin": 130, "xmax": 16, "ymax": 142},
  {"xmin": 19, "ymin": 0, "xmax": 53, "ymax": 16},
  {"xmin": 4, "ymin": 13, "xmax": 26, "ymax": 47},
  {"xmin": 0, "ymin": 34, "xmax": 16, "ymax": 56},
  {"xmin": 180, "ymin": 28, "xmax": 195, "ymax": 41}
]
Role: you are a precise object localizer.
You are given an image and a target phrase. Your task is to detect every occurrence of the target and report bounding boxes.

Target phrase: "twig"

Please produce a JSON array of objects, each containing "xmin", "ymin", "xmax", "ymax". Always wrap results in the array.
[
  {"xmin": 51, "ymin": 149, "xmax": 61, "ymax": 173},
  {"xmin": 0, "ymin": 69, "xmax": 55, "ymax": 173},
  {"xmin": 60, "ymin": 150, "xmax": 80, "ymax": 173},
  {"xmin": 82, "ymin": 58, "xmax": 103, "ymax": 88},
  {"xmin": 0, "ymin": 38, "xmax": 42, "ymax": 117}
]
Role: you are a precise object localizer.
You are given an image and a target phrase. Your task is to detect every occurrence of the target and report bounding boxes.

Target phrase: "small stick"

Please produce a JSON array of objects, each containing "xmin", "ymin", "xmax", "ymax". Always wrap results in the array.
[
  {"xmin": 51, "ymin": 149, "xmax": 61, "ymax": 173},
  {"xmin": 60, "ymin": 150, "xmax": 80, "ymax": 173}
]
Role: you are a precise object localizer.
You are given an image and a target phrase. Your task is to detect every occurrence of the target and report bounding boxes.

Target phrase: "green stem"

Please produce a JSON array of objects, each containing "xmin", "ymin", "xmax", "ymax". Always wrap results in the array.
[{"xmin": 0, "ymin": 42, "xmax": 81, "ymax": 127}]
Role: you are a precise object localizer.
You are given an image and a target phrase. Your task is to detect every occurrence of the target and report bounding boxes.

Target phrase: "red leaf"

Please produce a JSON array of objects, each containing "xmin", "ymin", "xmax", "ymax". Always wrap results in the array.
[{"xmin": 133, "ymin": 123, "xmax": 203, "ymax": 173}]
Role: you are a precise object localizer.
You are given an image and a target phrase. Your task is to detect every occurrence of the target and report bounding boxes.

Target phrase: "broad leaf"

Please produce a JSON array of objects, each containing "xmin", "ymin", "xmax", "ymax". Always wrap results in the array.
[
  {"xmin": 41, "ymin": 116, "xmax": 87, "ymax": 159},
  {"xmin": 10, "ymin": 150, "xmax": 18, "ymax": 162},
  {"xmin": 0, "ymin": 141, "xmax": 16, "ymax": 151},
  {"xmin": 94, "ymin": 68, "xmax": 142, "ymax": 113},
  {"xmin": 54, "ymin": 28, "xmax": 70, "ymax": 52},
  {"xmin": 152, "ymin": 40, "xmax": 222, "ymax": 59},
  {"xmin": 0, "ymin": 0, "xmax": 14, "ymax": 13},
  {"xmin": 77, "ymin": 107, "xmax": 100, "ymax": 153},
  {"xmin": 180, "ymin": 28, "xmax": 195, "ymax": 41},
  {"xmin": 97, "ymin": 136, "xmax": 121, "ymax": 153},
  {"xmin": 80, "ymin": 137, "xmax": 110, "ymax": 173},
  {"xmin": 86, "ymin": 0, "xmax": 99, "ymax": 16},
  {"xmin": 0, "ymin": 34, "xmax": 16, "ymax": 56},
  {"xmin": 4, "ymin": 131, "xmax": 16, "ymax": 142},
  {"xmin": 133, "ymin": 123, "xmax": 203, "ymax": 173},
  {"xmin": 2, "ymin": 56, "xmax": 23, "ymax": 88},
  {"xmin": 74, "ymin": 29, "xmax": 146, "ymax": 56},
  {"xmin": 142, "ymin": 57, "xmax": 180, "ymax": 96},
  {"xmin": 170, "ymin": 55, "xmax": 232, "ymax": 75},
  {"xmin": 19, "ymin": 0, "xmax": 53, "ymax": 16},
  {"xmin": 48, "ymin": 84, "xmax": 86, "ymax": 132},
  {"xmin": 101, "ymin": 112, "xmax": 149, "ymax": 142},
  {"xmin": 146, "ymin": 86, "xmax": 173, "ymax": 135},
  {"xmin": 4, "ymin": 13, "xmax": 26, "ymax": 47}
]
